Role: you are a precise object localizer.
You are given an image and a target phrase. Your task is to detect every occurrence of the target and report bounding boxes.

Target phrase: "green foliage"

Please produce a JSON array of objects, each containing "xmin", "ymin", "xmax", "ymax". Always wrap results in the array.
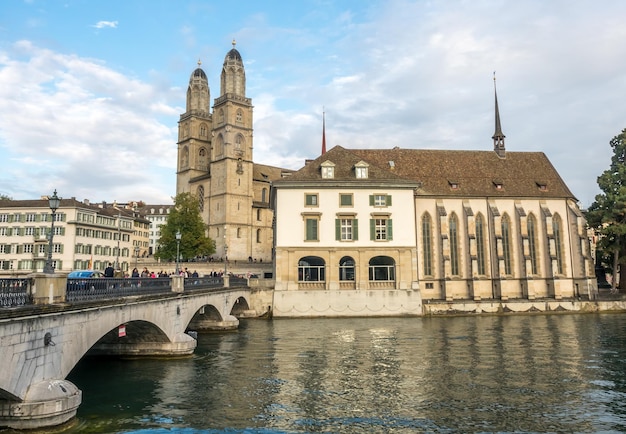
[
  {"xmin": 586, "ymin": 128, "xmax": 626, "ymax": 279},
  {"xmin": 0, "ymin": 194, "xmax": 12, "ymax": 201},
  {"xmin": 154, "ymin": 193, "xmax": 215, "ymax": 261}
]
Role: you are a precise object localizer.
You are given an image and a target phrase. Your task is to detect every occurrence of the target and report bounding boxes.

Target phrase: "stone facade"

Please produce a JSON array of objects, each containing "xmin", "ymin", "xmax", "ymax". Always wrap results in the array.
[{"xmin": 176, "ymin": 42, "xmax": 292, "ymax": 263}]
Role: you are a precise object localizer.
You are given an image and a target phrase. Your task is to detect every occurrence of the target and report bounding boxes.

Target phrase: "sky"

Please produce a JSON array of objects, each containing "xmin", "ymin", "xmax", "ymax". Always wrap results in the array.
[{"xmin": 1, "ymin": 0, "xmax": 625, "ymax": 208}]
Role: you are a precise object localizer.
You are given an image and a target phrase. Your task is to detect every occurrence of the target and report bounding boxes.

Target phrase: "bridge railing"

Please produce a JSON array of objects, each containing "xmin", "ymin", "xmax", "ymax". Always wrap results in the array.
[
  {"xmin": 0, "ymin": 278, "xmax": 32, "ymax": 307},
  {"xmin": 183, "ymin": 276, "xmax": 224, "ymax": 291},
  {"xmin": 66, "ymin": 277, "xmax": 172, "ymax": 302}
]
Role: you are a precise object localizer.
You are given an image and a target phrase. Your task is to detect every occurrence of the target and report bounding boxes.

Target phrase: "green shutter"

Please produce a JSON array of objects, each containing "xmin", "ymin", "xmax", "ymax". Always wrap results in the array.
[
  {"xmin": 370, "ymin": 219, "xmax": 375, "ymax": 240},
  {"xmin": 386, "ymin": 195, "xmax": 392, "ymax": 206},
  {"xmin": 335, "ymin": 219, "xmax": 340, "ymax": 241},
  {"xmin": 369, "ymin": 195, "xmax": 375, "ymax": 206},
  {"xmin": 387, "ymin": 219, "xmax": 393, "ymax": 240},
  {"xmin": 354, "ymin": 219, "xmax": 358, "ymax": 240}
]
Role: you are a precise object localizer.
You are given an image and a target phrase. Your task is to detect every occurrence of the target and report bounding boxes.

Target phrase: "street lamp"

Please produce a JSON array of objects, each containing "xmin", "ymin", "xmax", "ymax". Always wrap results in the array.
[
  {"xmin": 43, "ymin": 190, "xmax": 61, "ymax": 274},
  {"xmin": 134, "ymin": 246, "xmax": 140, "ymax": 270},
  {"xmin": 224, "ymin": 244, "xmax": 228, "ymax": 276},
  {"xmin": 175, "ymin": 230, "xmax": 181, "ymax": 274}
]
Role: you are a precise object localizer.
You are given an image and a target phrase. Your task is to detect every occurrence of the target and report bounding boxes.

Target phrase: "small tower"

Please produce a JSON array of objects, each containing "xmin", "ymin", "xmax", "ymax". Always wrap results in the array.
[{"xmin": 492, "ymin": 73, "xmax": 506, "ymax": 158}]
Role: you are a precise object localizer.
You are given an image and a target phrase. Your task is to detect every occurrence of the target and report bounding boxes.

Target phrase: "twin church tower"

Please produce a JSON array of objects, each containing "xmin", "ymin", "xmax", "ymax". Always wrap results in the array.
[{"xmin": 176, "ymin": 42, "xmax": 289, "ymax": 262}]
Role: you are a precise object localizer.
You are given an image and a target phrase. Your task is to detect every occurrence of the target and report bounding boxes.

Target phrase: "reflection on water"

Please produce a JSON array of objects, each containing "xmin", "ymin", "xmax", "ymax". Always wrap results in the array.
[{"xmin": 13, "ymin": 314, "xmax": 626, "ymax": 433}]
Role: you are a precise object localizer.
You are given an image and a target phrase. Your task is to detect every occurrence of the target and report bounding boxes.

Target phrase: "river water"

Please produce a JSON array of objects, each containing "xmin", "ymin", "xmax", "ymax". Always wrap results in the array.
[{"xmin": 16, "ymin": 314, "xmax": 626, "ymax": 433}]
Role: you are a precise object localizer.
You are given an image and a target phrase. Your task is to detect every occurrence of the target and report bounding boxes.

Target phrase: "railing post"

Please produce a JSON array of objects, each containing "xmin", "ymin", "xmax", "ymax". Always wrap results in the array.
[
  {"xmin": 29, "ymin": 272, "xmax": 68, "ymax": 304},
  {"xmin": 223, "ymin": 275, "xmax": 230, "ymax": 288},
  {"xmin": 171, "ymin": 274, "xmax": 184, "ymax": 293}
]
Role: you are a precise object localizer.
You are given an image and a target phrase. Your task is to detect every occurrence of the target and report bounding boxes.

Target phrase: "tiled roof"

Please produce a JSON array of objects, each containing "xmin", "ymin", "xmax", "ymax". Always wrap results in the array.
[
  {"xmin": 253, "ymin": 163, "xmax": 295, "ymax": 182},
  {"xmin": 274, "ymin": 145, "xmax": 575, "ymax": 199}
]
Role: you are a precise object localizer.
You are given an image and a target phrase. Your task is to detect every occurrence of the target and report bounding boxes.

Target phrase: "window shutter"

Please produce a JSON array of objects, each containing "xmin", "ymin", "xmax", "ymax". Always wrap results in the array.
[
  {"xmin": 335, "ymin": 219, "xmax": 340, "ymax": 241},
  {"xmin": 387, "ymin": 219, "xmax": 393, "ymax": 240},
  {"xmin": 386, "ymin": 195, "xmax": 392, "ymax": 206},
  {"xmin": 354, "ymin": 219, "xmax": 359, "ymax": 240},
  {"xmin": 369, "ymin": 195, "xmax": 375, "ymax": 206},
  {"xmin": 5, "ymin": 245, "xmax": 10, "ymax": 254},
  {"xmin": 370, "ymin": 219, "xmax": 375, "ymax": 240}
]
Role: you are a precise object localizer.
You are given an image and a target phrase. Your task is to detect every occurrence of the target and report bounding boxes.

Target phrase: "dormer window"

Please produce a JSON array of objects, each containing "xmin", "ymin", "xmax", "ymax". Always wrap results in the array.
[
  {"xmin": 355, "ymin": 161, "xmax": 369, "ymax": 179},
  {"xmin": 493, "ymin": 180, "xmax": 504, "ymax": 190},
  {"xmin": 321, "ymin": 160, "xmax": 335, "ymax": 179},
  {"xmin": 448, "ymin": 180, "xmax": 459, "ymax": 190},
  {"xmin": 536, "ymin": 181, "xmax": 548, "ymax": 192}
]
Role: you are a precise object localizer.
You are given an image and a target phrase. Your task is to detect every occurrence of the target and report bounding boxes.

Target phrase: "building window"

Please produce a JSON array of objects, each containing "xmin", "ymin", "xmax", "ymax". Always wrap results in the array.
[
  {"xmin": 422, "ymin": 213, "xmax": 433, "ymax": 276},
  {"xmin": 236, "ymin": 109, "xmax": 243, "ymax": 124},
  {"xmin": 336, "ymin": 218, "xmax": 358, "ymax": 241},
  {"xmin": 370, "ymin": 194, "xmax": 391, "ymax": 207},
  {"xmin": 339, "ymin": 193, "xmax": 353, "ymax": 207},
  {"xmin": 304, "ymin": 216, "xmax": 319, "ymax": 241},
  {"xmin": 476, "ymin": 213, "xmax": 486, "ymax": 275},
  {"xmin": 502, "ymin": 214, "xmax": 512, "ymax": 275},
  {"xmin": 355, "ymin": 161, "xmax": 369, "ymax": 179},
  {"xmin": 257, "ymin": 209, "xmax": 261, "ymax": 221},
  {"xmin": 369, "ymin": 256, "xmax": 395, "ymax": 281},
  {"xmin": 256, "ymin": 229, "xmax": 261, "ymax": 243},
  {"xmin": 197, "ymin": 186, "xmax": 204, "ymax": 211},
  {"xmin": 298, "ymin": 256, "xmax": 325, "ymax": 282},
  {"xmin": 553, "ymin": 213, "xmax": 564, "ymax": 274},
  {"xmin": 339, "ymin": 256, "xmax": 355, "ymax": 281},
  {"xmin": 321, "ymin": 165, "xmax": 334, "ymax": 179},
  {"xmin": 305, "ymin": 194, "xmax": 318, "ymax": 207},
  {"xmin": 528, "ymin": 214, "xmax": 539, "ymax": 275},
  {"xmin": 262, "ymin": 188, "xmax": 267, "ymax": 202},
  {"xmin": 449, "ymin": 213, "xmax": 460, "ymax": 276},
  {"xmin": 370, "ymin": 217, "xmax": 392, "ymax": 241}
]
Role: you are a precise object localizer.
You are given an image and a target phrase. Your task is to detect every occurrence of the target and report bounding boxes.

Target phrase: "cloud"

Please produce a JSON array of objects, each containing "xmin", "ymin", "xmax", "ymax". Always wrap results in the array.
[{"xmin": 92, "ymin": 20, "xmax": 118, "ymax": 29}]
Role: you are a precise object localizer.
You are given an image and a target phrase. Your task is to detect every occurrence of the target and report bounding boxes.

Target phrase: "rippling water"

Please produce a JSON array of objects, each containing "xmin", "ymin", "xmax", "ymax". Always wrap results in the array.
[{"xmin": 11, "ymin": 314, "xmax": 626, "ymax": 433}]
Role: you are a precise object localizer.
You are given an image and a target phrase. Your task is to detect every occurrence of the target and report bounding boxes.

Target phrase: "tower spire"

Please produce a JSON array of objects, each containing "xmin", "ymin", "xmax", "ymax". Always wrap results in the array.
[
  {"xmin": 321, "ymin": 109, "xmax": 327, "ymax": 155},
  {"xmin": 492, "ymin": 72, "xmax": 506, "ymax": 158}
]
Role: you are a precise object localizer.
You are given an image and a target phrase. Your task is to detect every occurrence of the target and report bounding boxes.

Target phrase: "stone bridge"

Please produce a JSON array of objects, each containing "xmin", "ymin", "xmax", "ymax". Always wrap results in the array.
[{"xmin": 0, "ymin": 274, "xmax": 259, "ymax": 430}]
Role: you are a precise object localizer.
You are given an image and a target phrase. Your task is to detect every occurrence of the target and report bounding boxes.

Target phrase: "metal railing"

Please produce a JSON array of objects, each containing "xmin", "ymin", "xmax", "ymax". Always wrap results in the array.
[
  {"xmin": 0, "ymin": 278, "xmax": 32, "ymax": 307},
  {"xmin": 183, "ymin": 276, "xmax": 224, "ymax": 291},
  {"xmin": 66, "ymin": 277, "xmax": 172, "ymax": 302}
]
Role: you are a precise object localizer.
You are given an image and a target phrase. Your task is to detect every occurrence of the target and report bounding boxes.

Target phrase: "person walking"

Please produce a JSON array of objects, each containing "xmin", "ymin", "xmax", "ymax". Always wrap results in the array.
[{"xmin": 104, "ymin": 262, "xmax": 114, "ymax": 277}]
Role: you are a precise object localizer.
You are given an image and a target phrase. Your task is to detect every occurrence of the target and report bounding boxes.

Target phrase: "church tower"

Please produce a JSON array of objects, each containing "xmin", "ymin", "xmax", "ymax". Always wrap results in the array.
[
  {"xmin": 492, "ymin": 74, "xmax": 506, "ymax": 158},
  {"xmin": 209, "ymin": 40, "xmax": 254, "ymax": 261},
  {"xmin": 176, "ymin": 60, "xmax": 212, "ymax": 195}
]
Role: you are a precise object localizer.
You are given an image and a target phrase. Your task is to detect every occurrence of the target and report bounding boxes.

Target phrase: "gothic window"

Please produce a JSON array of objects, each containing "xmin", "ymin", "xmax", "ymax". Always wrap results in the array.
[
  {"xmin": 236, "ymin": 109, "xmax": 243, "ymax": 124},
  {"xmin": 476, "ymin": 213, "xmax": 486, "ymax": 275},
  {"xmin": 528, "ymin": 213, "xmax": 539, "ymax": 274},
  {"xmin": 235, "ymin": 134, "xmax": 243, "ymax": 150},
  {"xmin": 200, "ymin": 123, "xmax": 208, "ymax": 138},
  {"xmin": 197, "ymin": 186, "xmax": 204, "ymax": 211},
  {"xmin": 553, "ymin": 213, "xmax": 564, "ymax": 274},
  {"xmin": 219, "ymin": 109, "xmax": 225, "ymax": 124},
  {"xmin": 502, "ymin": 214, "xmax": 512, "ymax": 275},
  {"xmin": 216, "ymin": 134, "xmax": 224, "ymax": 156},
  {"xmin": 421, "ymin": 213, "xmax": 433, "ymax": 276},
  {"xmin": 198, "ymin": 147, "xmax": 207, "ymax": 170},
  {"xmin": 449, "ymin": 213, "xmax": 460, "ymax": 276}
]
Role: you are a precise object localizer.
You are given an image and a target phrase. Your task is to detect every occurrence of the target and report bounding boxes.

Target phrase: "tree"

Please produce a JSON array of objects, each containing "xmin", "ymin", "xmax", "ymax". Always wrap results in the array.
[
  {"xmin": 585, "ymin": 128, "xmax": 626, "ymax": 291},
  {"xmin": 0, "ymin": 194, "xmax": 12, "ymax": 201},
  {"xmin": 154, "ymin": 193, "xmax": 215, "ymax": 262}
]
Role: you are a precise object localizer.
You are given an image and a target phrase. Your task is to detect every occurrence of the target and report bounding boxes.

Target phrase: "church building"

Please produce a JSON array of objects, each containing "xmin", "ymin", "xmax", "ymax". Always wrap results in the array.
[
  {"xmin": 176, "ymin": 42, "xmax": 292, "ymax": 262},
  {"xmin": 271, "ymin": 79, "xmax": 596, "ymax": 317}
]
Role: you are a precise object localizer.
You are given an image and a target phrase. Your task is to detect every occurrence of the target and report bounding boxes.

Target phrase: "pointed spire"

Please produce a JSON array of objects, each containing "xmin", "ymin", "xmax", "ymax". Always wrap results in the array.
[
  {"xmin": 321, "ymin": 109, "xmax": 327, "ymax": 155},
  {"xmin": 492, "ymin": 72, "xmax": 506, "ymax": 158}
]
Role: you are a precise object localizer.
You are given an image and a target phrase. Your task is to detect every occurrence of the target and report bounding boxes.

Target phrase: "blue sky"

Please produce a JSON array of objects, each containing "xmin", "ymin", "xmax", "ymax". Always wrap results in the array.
[{"xmin": 1, "ymin": 0, "xmax": 625, "ymax": 207}]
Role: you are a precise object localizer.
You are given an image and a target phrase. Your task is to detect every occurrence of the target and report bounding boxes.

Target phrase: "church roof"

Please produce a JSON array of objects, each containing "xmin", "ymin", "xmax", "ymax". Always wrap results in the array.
[
  {"xmin": 253, "ymin": 163, "xmax": 295, "ymax": 182},
  {"xmin": 191, "ymin": 67, "xmax": 207, "ymax": 80},
  {"xmin": 274, "ymin": 145, "xmax": 576, "ymax": 200}
]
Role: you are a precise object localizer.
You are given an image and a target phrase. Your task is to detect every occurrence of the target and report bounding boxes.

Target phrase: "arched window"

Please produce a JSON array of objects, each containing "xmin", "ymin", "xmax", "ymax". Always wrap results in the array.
[
  {"xmin": 216, "ymin": 134, "xmax": 224, "ymax": 156},
  {"xmin": 181, "ymin": 146, "xmax": 189, "ymax": 168},
  {"xmin": 197, "ymin": 186, "xmax": 204, "ymax": 211},
  {"xmin": 235, "ymin": 134, "xmax": 243, "ymax": 150},
  {"xmin": 369, "ymin": 256, "xmax": 395, "ymax": 281},
  {"xmin": 528, "ymin": 214, "xmax": 538, "ymax": 275},
  {"xmin": 476, "ymin": 213, "xmax": 486, "ymax": 275},
  {"xmin": 298, "ymin": 256, "xmax": 325, "ymax": 282},
  {"xmin": 339, "ymin": 256, "xmax": 355, "ymax": 281},
  {"xmin": 553, "ymin": 213, "xmax": 564, "ymax": 274},
  {"xmin": 449, "ymin": 213, "xmax": 460, "ymax": 276},
  {"xmin": 502, "ymin": 214, "xmax": 512, "ymax": 275},
  {"xmin": 421, "ymin": 213, "xmax": 432, "ymax": 276},
  {"xmin": 200, "ymin": 123, "xmax": 208, "ymax": 137},
  {"xmin": 256, "ymin": 229, "xmax": 261, "ymax": 243},
  {"xmin": 219, "ymin": 109, "xmax": 225, "ymax": 124},
  {"xmin": 198, "ymin": 147, "xmax": 207, "ymax": 170}
]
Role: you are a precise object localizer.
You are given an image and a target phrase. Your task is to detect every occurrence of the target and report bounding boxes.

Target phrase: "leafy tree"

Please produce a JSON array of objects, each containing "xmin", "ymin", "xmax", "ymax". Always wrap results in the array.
[
  {"xmin": 154, "ymin": 193, "xmax": 215, "ymax": 262},
  {"xmin": 0, "ymin": 194, "xmax": 12, "ymax": 200},
  {"xmin": 586, "ymin": 128, "xmax": 626, "ymax": 291}
]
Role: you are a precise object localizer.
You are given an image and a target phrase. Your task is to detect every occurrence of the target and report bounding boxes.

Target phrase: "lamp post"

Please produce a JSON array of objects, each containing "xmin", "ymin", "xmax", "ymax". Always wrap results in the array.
[
  {"xmin": 175, "ymin": 230, "xmax": 181, "ymax": 275},
  {"xmin": 43, "ymin": 190, "xmax": 61, "ymax": 274},
  {"xmin": 134, "ymin": 246, "xmax": 140, "ymax": 270},
  {"xmin": 115, "ymin": 212, "xmax": 121, "ymax": 271},
  {"xmin": 224, "ymin": 244, "xmax": 228, "ymax": 276}
]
